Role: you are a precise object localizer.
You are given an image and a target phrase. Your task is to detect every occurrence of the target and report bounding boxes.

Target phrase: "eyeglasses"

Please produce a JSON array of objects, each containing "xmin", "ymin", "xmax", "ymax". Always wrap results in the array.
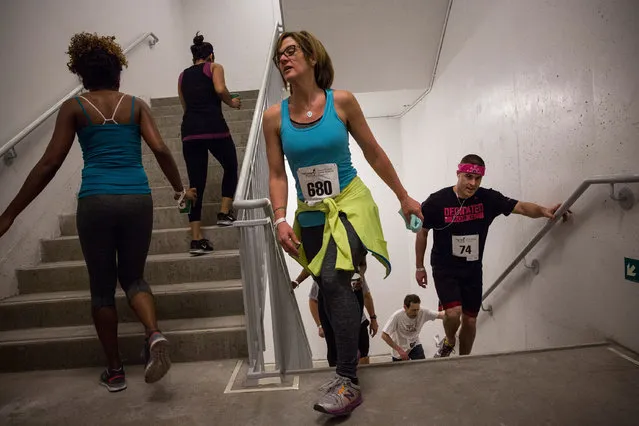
[{"xmin": 273, "ymin": 45, "xmax": 300, "ymax": 66}]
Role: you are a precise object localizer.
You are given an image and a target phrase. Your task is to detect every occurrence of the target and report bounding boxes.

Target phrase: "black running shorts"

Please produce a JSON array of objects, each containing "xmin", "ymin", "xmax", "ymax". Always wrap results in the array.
[{"xmin": 432, "ymin": 267, "xmax": 483, "ymax": 317}]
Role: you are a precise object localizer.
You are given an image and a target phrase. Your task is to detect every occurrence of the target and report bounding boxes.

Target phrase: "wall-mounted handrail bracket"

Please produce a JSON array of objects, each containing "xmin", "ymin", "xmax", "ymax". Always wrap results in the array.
[
  {"xmin": 3, "ymin": 147, "xmax": 17, "ymax": 166},
  {"xmin": 524, "ymin": 258, "xmax": 540, "ymax": 275},
  {"xmin": 481, "ymin": 303, "xmax": 493, "ymax": 315},
  {"xmin": 609, "ymin": 184, "xmax": 635, "ymax": 210}
]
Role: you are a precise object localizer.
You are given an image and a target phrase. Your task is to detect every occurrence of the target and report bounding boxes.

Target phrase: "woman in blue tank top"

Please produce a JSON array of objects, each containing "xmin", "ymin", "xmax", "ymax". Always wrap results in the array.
[
  {"xmin": 0, "ymin": 33, "xmax": 196, "ymax": 392},
  {"xmin": 263, "ymin": 31, "xmax": 423, "ymax": 416}
]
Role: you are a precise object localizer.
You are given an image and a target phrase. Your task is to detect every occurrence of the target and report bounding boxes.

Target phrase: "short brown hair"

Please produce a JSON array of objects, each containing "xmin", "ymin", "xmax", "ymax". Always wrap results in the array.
[
  {"xmin": 460, "ymin": 154, "xmax": 485, "ymax": 167},
  {"xmin": 274, "ymin": 31, "xmax": 334, "ymax": 90},
  {"xmin": 404, "ymin": 294, "xmax": 421, "ymax": 308}
]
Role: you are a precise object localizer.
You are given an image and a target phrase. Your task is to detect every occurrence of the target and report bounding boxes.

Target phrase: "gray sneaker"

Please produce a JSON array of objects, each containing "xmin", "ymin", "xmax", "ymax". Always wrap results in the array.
[
  {"xmin": 318, "ymin": 375, "xmax": 342, "ymax": 392},
  {"xmin": 99, "ymin": 367, "xmax": 127, "ymax": 392},
  {"xmin": 313, "ymin": 375, "xmax": 362, "ymax": 416},
  {"xmin": 144, "ymin": 331, "xmax": 171, "ymax": 383}
]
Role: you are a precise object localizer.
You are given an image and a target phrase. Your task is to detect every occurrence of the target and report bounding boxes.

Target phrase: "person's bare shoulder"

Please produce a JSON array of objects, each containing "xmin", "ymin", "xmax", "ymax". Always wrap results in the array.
[
  {"xmin": 332, "ymin": 89, "xmax": 357, "ymax": 108},
  {"xmin": 263, "ymin": 103, "xmax": 282, "ymax": 122}
]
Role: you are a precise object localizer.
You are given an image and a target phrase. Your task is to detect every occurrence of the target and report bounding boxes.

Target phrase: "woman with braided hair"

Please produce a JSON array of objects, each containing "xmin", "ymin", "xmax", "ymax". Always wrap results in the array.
[{"xmin": 0, "ymin": 32, "xmax": 196, "ymax": 392}]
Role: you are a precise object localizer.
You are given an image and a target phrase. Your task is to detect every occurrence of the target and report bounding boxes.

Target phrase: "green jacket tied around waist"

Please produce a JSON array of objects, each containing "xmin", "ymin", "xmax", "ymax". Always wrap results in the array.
[{"xmin": 293, "ymin": 176, "xmax": 391, "ymax": 277}]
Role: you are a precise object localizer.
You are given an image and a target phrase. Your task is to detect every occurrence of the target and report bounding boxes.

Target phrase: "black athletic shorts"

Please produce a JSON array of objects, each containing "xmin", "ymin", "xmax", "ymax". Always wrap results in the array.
[
  {"xmin": 358, "ymin": 319, "xmax": 370, "ymax": 358},
  {"xmin": 432, "ymin": 266, "xmax": 483, "ymax": 317}
]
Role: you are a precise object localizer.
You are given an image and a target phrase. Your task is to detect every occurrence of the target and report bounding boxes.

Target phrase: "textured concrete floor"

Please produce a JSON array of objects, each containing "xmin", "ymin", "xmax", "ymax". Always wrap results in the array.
[{"xmin": 0, "ymin": 345, "xmax": 637, "ymax": 425}]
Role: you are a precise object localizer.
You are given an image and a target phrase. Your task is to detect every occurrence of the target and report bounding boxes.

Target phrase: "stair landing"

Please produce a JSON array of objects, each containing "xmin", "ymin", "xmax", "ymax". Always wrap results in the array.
[{"xmin": 1, "ymin": 344, "xmax": 636, "ymax": 425}]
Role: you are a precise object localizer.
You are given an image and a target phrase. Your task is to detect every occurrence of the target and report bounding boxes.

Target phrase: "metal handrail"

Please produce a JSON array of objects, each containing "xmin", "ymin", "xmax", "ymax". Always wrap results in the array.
[
  {"xmin": 0, "ymin": 32, "xmax": 159, "ymax": 164},
  {"xmin": 482, "ymin": 174, "xmax": 639, "ymax": 312},
  {"xmin": 235, "ymin": 25, "xmax": 281, "ymax": 201},
  {"xmin": 233, "ymin": 24, "xmax": 313, "ymax": 383}
]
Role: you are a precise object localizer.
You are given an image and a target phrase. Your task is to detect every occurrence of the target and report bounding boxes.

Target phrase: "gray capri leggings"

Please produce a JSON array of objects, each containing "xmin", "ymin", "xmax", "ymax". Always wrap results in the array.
[
  {"xmin": 76, "ymin": 194, "xmax": 153, "ymax": 307},
  {"xmin": 301, "ymin": 213, "xmax": 367, "ymax": 380}
]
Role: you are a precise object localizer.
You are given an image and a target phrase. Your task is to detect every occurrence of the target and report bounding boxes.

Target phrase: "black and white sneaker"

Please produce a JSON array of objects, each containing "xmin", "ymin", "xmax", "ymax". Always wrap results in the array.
[
  {"xmin": 99, "ymin": 366, "xmax": 127, "ymax": 392},
  {"xmin": 189, "ymin": 239, "xmax": 214, "ymax": 255},
  {"xmin": 217, "ymin": 211, "xmax": 236, "ymax": 226}
]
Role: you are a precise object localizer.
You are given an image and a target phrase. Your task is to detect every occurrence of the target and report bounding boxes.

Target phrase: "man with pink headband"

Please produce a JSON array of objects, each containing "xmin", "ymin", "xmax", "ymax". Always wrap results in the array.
[{"xmin": 414, "ymin": 154, "xmax": 568, "ymax": 357}]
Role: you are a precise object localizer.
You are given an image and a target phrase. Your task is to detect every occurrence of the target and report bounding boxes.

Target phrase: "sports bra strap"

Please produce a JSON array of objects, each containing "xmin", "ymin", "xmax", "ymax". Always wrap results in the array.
[
  {"xmin": 109, "ymin": 94, "xmax": 126, "ymax": 123},
  {"xmin": 78, "ymin": 94, "xmax": 126, "ymax": 124}
]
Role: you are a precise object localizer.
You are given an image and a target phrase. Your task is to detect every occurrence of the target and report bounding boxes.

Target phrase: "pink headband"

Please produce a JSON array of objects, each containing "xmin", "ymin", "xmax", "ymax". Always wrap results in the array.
[{"xmin": 458, "ymin": 163, "xmax": 485, "ymax": 176}]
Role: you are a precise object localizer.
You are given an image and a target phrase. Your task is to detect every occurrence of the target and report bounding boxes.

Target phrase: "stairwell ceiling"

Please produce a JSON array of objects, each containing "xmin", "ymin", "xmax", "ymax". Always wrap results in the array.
[{"xmin": 281, "ymin": 0, "xmax": 450, "ymax": 111}]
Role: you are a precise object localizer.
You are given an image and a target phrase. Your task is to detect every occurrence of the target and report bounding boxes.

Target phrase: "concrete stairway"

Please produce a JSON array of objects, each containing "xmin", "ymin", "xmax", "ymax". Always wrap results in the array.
[{"xmin": 0, "ymin": 90, "xmax": 258, "ymax": 372}]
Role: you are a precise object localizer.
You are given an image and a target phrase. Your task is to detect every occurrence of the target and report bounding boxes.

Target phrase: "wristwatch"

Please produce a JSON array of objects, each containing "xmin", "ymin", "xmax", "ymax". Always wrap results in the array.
[{"xmin": 370, "ymin": 315, "xmax": 377, "ymax": 320}]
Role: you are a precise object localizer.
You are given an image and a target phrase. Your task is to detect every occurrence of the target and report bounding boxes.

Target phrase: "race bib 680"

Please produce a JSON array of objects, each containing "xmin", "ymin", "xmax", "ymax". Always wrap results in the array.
[{"xmin": 297, "ymin": 163, "xmax": 340, "ymax": 204}]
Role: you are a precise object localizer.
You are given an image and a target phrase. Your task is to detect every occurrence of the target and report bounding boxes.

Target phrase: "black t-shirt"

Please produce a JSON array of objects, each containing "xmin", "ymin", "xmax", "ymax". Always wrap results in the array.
[
  {"xmin": 421, "ymin": 187, "xmax": 518, "ymax": 269},
  {"xmin": 180, "ymin": 63, "xmax": 229, "ymax": 138}
]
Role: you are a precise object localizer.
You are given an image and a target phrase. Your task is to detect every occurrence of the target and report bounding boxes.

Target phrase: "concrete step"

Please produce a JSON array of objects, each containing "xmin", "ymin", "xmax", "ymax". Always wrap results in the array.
[
  {"xmin": 141, "ymin": 145, "xmax": 246, "ymax": 171},
  {"xmin": 0, "ymin": 280, "xmax": 243, "ymax": 331},
  {"xmin": 0, "ymin": 315, "xmax": 247, "ymax": 372},
  {"xmin": 142, "ymin": 132, "xmax": 248, "ymax": 155},
  {"xmin": 17, "ymin": 250, "xmax": 241, "ymax": 294},
  {"xmin": 158, "ymin": 120, "xmax": 252, "ymax": 140},
  {"xmin": 42, "ymin": 225, "xmax": 238, "ymax": 262},
  {"xmin": 154, "ymin": 108, "xmax": 255, "ymax": 126},
  {"xmin": 60, "ymin": 202, "xmax": 224, "ymax": 236},
  {"xmin": 151, "ymin": 90, "xmax": 259, "ymax": 107},
  {"xmin": 152, "ymin": 99, "xmax": 258, "ymax": 116},
  {"xmin": 2, "ymin": 345, "xmax": 637, "ymax": 423}
]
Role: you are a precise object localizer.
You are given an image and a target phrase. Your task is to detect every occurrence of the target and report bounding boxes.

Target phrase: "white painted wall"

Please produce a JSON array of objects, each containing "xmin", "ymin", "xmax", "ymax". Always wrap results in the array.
[
  {"xmin": 0, "ymin": 0, "xmax": 188, "ymax": 297},
  {"xmin": 181, "ymin": 0, "xmax": 282, "ymax": 91},
  {"xmin": 0, "ymin": 0, "xmax": 284, "ymax": 299},
  {"xmin": 400, "ymin": 0, "xmax": 639, "ymax": 353}
]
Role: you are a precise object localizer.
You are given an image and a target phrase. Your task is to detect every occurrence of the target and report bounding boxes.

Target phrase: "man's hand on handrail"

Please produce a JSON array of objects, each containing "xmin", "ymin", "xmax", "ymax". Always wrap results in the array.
[{"xmin": 547, "ymin": 203, "xmax": 573, "ymax": 223}]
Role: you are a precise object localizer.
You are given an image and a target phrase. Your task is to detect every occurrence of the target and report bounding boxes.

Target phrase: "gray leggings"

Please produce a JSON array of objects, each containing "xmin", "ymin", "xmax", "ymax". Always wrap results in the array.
[
  {"xmin": 76, "ymin": 194, "xmax": 153, "ymax": 307},
  {"xmin": 301, "ymin": 214, "xmax": 367, "ymax": 379}
]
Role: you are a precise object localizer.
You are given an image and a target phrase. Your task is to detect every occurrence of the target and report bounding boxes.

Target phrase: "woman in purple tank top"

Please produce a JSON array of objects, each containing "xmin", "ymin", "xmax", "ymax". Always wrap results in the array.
[{"xmin": 178, "ymin": 33, "xmax": 242, "ymax": 256}]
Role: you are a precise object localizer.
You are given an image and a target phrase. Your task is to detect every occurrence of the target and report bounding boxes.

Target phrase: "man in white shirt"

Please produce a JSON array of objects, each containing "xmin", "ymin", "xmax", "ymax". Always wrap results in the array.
[{"xmin": 382, "ymin": 294, "xmax": 444, "ymax": 361}]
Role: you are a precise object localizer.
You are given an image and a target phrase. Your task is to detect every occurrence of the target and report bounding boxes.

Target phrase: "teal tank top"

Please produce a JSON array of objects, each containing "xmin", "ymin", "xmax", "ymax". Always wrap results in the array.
[
  {"xmin": 75, "ymin": 96, "xmax": 150, "ymax": 198},
  {"xmin": 280, "ymin": 89, "xmax": 357, "ymax": 227}
]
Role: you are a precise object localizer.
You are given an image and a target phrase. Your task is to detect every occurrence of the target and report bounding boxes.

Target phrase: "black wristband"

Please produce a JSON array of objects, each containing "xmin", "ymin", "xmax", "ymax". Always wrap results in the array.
[{"xmin": 370, "ymin": 315, "xmax": 377, "ymax": 320}]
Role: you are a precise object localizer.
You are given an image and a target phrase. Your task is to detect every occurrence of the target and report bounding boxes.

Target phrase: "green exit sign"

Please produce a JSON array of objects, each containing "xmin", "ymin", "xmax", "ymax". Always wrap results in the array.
[{"xmin": 625, "ymin": 257, "xmax": 639, "ymax": 283}]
